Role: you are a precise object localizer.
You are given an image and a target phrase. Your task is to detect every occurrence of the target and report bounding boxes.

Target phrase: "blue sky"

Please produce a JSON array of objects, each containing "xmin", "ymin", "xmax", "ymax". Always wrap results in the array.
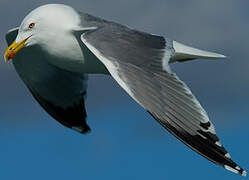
[{"xmin": 0, "ymin": 0, "xmax": 248, "ymax": 179}]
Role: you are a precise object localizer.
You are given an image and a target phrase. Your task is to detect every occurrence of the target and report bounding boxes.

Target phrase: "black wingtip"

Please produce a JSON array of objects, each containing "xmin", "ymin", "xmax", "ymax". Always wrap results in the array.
[
  {"xmin": 72, "ymin": 125, "xmax": 91, "ymax": 134},
  {"xmin": 81, "ymin": 125, "xmax": 91, "ymax": 134},
  {"xmin": 147, "ymin": 110, "xmax": 246, "ymax": 176},
  {"xmin": 224, "ymin": 164, "xmax": 247, "ymax": 177}
]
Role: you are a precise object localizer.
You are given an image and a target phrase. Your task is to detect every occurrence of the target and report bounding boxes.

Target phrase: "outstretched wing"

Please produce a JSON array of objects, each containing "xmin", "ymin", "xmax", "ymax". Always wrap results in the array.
[
  {"xmin": 79, "ymin": 23, "xmax": 246, "ymax": 175},
  {"xmin": 6, "ymin": 28, "xmax": 90, "ymax": 134}
]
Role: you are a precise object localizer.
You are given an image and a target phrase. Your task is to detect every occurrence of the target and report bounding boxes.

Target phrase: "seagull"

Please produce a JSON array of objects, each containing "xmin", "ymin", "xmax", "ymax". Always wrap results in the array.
[{"xmin": 4, "ymin": 4, "xmax": 246, "ymax": 176}]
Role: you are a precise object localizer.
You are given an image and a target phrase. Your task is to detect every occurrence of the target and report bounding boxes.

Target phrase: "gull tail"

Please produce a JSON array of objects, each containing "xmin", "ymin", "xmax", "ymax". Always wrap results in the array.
[{"xmin": 170, "ymin": 40, "xmax": 226, "ymax": 63}]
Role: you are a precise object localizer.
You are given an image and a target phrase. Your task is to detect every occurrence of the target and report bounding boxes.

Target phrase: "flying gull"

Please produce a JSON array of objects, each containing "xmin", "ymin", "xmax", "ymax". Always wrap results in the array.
[{"xmin": 4, "ymin": 4, "xmax": 246, "ymax": 176}]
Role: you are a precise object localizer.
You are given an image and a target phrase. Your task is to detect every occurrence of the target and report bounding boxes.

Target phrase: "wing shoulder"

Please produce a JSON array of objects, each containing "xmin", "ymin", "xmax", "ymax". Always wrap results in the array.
[{"xmin": 80, "ymin": 22, "xmax": 173, "ymax": 70}]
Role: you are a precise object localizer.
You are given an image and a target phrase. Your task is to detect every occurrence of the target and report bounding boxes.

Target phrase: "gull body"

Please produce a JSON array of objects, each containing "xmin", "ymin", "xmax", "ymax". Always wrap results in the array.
[{"xmin": 4, "ymin": 4, "xmax": 246, "ymax": 176}]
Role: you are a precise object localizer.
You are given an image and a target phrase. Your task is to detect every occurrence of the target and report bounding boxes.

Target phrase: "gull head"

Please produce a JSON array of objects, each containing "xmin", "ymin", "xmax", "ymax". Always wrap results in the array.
[{"xmin": 4, "ymin": 4, "xmax": 81, "ymax": 62}]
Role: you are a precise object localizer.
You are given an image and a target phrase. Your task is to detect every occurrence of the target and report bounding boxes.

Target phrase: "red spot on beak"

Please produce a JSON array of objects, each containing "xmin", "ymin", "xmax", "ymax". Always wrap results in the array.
[{"xmin": 8, "ymin": 52, "xmax": 16, "ymax": 59}]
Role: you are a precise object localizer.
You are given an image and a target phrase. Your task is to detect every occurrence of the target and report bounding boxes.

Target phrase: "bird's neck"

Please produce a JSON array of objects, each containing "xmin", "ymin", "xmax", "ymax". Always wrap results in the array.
[{"xmin": 39, "ymin": 32, "xmax": 109, "ymax": 75}]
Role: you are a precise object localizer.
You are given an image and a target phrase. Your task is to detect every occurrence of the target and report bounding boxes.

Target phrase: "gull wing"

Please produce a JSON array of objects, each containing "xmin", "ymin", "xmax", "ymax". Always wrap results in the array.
[
  {"xmin": 6, "ymin": 28, "xmax": 90, "ymax": 134},
  {"xmin": 79, "ymin": 24, "xmax": 246, "ymax": 175}
]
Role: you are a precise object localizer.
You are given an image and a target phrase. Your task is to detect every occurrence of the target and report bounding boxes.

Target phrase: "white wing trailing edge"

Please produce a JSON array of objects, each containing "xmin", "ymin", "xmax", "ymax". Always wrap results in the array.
[{"xmin": 171, "ymin": 40, "xmax": 226, "ymax": 62}]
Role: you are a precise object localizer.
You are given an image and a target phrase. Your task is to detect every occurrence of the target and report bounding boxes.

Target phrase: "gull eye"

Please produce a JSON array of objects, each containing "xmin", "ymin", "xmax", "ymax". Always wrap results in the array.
[{"xmin": 28, "ymin": 23, "xmax": 35, "ymax": 29}]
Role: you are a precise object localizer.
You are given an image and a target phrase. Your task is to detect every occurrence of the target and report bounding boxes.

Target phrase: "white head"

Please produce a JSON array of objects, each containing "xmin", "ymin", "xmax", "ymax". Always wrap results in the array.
[{"xmin": 4, "ymin": 4, "xmax": 81, "ymax": 62}]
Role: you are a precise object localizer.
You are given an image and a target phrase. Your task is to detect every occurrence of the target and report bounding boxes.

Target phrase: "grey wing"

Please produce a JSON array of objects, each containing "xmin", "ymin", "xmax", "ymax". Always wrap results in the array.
[
  {"xmin": 79, "ymin": 24, "xmax": 246, "ymax": 175},
  {"xmin": 6, "ymin": 28, "xmax": 90, "ymax": 134}
]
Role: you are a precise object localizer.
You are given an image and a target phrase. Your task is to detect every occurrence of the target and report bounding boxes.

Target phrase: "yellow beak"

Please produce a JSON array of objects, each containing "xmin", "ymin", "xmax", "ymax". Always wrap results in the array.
[{"xmin": 4, "ymin": 36, "xmax": 31, "ymax": 62}]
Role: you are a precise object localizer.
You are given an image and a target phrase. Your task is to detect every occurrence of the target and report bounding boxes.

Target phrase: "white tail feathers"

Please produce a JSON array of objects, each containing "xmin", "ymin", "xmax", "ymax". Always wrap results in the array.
[{"xmin": 170, "ymin": 40, "xmax": 226, "ymax": 62}]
